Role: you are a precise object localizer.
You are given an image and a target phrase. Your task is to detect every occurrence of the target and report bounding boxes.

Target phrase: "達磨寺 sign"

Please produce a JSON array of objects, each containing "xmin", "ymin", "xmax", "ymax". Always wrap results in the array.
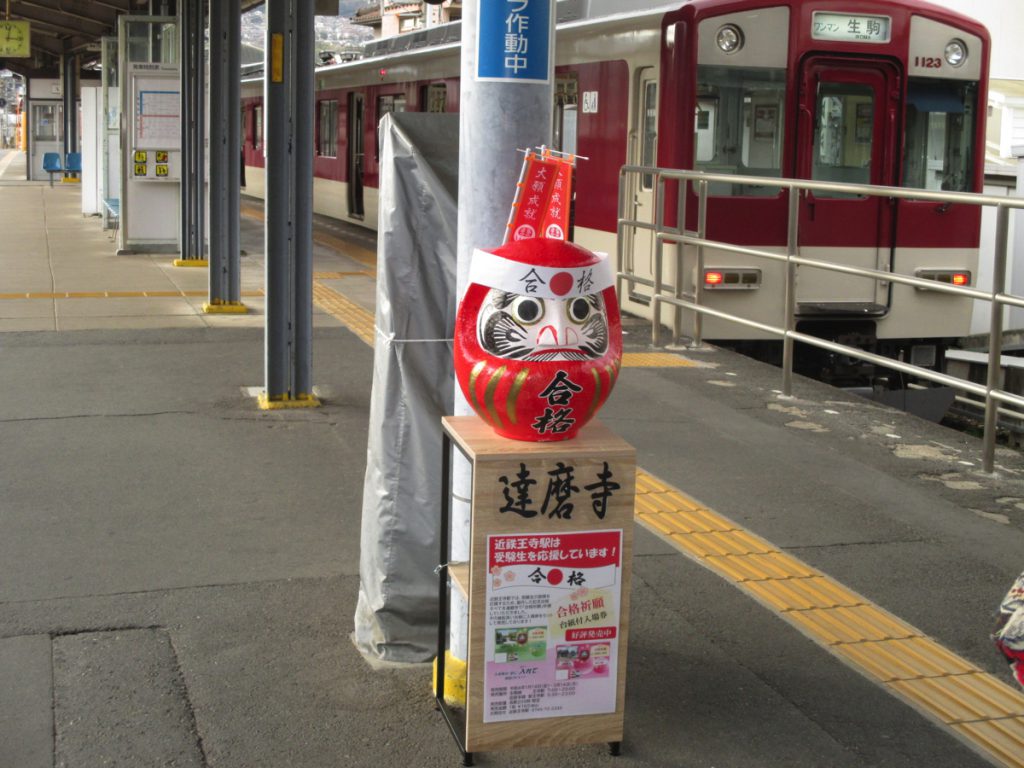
[
  {"xmin": 477, "ymin": 0, "xmax": 553, "ymax": 83},
  {"xmin": 484, "ymin": 529, "xmax": 623, "ymax": 722}
]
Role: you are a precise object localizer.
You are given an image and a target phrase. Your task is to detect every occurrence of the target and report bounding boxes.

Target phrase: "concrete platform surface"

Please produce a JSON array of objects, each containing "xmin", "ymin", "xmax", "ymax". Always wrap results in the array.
[{"xmin": 2, "ymin": 170, "xmax": 1024, "ymax": 768}]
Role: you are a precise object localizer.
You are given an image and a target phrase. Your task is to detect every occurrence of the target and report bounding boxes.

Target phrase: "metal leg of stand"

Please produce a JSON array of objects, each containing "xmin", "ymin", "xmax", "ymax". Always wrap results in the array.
[{"xmin": 609, "ymin": 741, "xmax": 622, "ymax": 756}]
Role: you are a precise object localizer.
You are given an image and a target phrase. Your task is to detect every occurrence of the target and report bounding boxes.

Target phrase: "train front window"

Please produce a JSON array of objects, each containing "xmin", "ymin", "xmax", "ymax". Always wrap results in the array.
[
  {"xmin": 903, "ymin": 79, "xmax": 977, "ymax": 192},
  {"xmin": 694, "ymin": 66, "xmax": 786, "ymax": 196},
  {"xmin": 811, "ymin": 83, "xmax": 874, "ymax": 197}
]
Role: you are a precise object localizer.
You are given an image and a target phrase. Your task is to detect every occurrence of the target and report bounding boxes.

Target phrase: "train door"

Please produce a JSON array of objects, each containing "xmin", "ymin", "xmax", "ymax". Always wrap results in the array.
[
  {"xmin": 627, "ymin": 68, "xmax": 658, "ymax": 303},
  {"xmin": 347, "ymin": 91, "xmax": 365, "ymax": 219},
  {"xmin": 796, "ymin": 57, "xmax": 899, "ymax": 314}
]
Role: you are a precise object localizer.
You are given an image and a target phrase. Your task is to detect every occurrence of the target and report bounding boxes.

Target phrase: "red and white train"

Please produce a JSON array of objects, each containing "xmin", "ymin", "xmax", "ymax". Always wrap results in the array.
[{"xmin": 241, "ymin": 0, "xmax": 990, "ymax": 380}]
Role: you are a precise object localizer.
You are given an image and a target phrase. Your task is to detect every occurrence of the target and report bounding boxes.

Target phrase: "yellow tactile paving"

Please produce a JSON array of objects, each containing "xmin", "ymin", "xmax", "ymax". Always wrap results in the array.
[
  {"xmin": 953, "ymin": 719, "xmax": 1024, "ymax": 768},
  {"xmin": 311, "ymin": 281, "xmax": 376, "ymax": 345},
  {"xmin": 703, "ymin": 551, "xmax": 822, "ymax": 582},
  {"xmin": 745, "ymin": 575, "xmax": 864, "ymax": 612},
  {"xmin": 889, "ymin": 674, "xmax": 1024, "ymax": 723},
  {"xmin": 1, "ymin": 290, "xmax": 266, "ymax": 300},
  {"xmin": 634, "ymin": 467, "xmax": 1024, "ymax": 767},
  {"xmin": 314, "ymin": 271, "xmax": 373, "ymax": 279},
  {"xmin": 621, "ymin": 352, "xmax": 697, "ymax": 367},
  {"xmin": 787, "ymin": 604, "xmax": 919, "ymax": 645},
  {"xmin": 837, "ymin": 637, "xmax": 980, "ymax": 682},
  {"xmin": 669, "ymin": 529, "xmax": 778, "ymax": 558}
]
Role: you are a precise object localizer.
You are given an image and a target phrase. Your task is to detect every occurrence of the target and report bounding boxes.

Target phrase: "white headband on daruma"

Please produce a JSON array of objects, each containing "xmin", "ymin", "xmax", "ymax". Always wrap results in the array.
[{"xmin": 468, "ymin": 248, "xmax": 615, "ymax": 300}]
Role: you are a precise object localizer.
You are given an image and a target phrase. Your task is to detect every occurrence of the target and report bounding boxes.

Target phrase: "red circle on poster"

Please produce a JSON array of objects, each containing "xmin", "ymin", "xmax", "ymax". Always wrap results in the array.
[{"xmin": 547, "ymin": 568, "xmax": 563, "ymax": 586}]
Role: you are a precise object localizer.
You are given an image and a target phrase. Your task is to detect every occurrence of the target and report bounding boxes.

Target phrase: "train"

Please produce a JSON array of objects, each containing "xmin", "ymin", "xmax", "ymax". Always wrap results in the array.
[{"xmin": 240, "ymin": 0, "xmax": 990, "ymax": 385}]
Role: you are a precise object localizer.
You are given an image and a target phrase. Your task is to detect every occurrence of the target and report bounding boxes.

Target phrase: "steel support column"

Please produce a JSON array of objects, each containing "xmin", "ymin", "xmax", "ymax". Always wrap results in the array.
[
  {"xmin": 262, "ymin": 0, "xmax": 316, "ymax": 407},
  {"xmin": 179, "ymin": 0, "xmax": 205, "ymax": 264},
  {"xmin": 62, "ymin": 54, "xmax": 77, "ymax": 159},
  {"xmin": 449, "ymin": 0, "xmax": 554, "ymax": 659},
  {"xmin": 206, "ymin": 0, "xmax": 243, "ymax": 312}
]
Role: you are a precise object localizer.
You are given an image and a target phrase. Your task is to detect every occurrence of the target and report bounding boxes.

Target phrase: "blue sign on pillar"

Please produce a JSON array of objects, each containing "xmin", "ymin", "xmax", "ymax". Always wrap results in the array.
[{"xmin": 476, "ymin": 0, "xmax": 553, "ymax": 83}]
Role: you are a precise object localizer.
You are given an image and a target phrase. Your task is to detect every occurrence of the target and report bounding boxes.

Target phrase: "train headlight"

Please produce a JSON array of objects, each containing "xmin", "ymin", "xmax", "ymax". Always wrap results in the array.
[
  {"xmin": 944, "ymin": 39, "xmax": 968, "ymax": 67},
  {"xmin": 716, "ymin": 24, "xmax": 744, "ymax": 54}
]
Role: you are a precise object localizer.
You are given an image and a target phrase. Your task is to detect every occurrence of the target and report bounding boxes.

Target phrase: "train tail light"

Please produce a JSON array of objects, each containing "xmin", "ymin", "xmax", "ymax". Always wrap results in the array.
[
  {"xmin": 915, "ymin": 269, "xmax": 972, "ymax": 289},
  {"xmin": 703, "ymin": 268, "xmax": 761, "ymax": 290}
]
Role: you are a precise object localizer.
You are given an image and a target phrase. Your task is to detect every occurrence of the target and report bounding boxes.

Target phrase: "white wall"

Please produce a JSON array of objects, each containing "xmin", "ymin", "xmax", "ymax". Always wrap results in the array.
[{"xmin": 927, "ymin": 0, "xmax": 1024, "ymax": 80}]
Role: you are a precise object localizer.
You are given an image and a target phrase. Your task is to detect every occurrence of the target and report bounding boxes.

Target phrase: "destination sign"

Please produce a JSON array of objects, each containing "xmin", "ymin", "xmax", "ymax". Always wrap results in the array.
[{"xmin": 811, "ymin": 12, "xmax": 891, "ymax": 44}]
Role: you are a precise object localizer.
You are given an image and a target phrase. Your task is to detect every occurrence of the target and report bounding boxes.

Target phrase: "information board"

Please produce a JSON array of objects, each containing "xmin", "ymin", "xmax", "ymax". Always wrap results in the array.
[
  {"xmin": 132, "ymin": 75, "xmax": 180, "ymax": 150},
  {"xmin": 483, "ymin": 529, "xmax": 623, "ymax": 722}
]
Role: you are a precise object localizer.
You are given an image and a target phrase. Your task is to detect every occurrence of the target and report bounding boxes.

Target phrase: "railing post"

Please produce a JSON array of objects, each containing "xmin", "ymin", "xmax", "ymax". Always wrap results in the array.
[
  {"xmin": 616, "ymin": 168, "xmax": 629, "ymax": 301},
  {"xmin": 652, "ymin": 174, "xmax": 665, "ymax": 345},
  {"xmin": 693, "ymin": 179, "xmax": 708, "ymax": 348},
  {"xmin": 672, "ymin": 172, "xmax": 688, "ymax": 345},
  {"xmin": 983, "ymin": 205, "xmax": 1010, "ymax": 473},
  {"xmin": 782, "ymin": 186, "xmax": 800, "ymax": 396}
]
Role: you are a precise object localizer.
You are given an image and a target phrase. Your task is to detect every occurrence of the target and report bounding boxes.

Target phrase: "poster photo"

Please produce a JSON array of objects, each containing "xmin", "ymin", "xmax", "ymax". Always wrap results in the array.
[{"xmin": 483, "ymin": 529, "xmax": 623, "ymax": 723}]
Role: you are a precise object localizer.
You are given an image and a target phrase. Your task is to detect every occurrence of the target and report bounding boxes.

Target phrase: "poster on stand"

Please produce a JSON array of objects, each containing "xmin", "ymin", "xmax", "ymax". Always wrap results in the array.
[{"xmin": 483, "ymin": 529, "xmax": 623, "ymax": 722}]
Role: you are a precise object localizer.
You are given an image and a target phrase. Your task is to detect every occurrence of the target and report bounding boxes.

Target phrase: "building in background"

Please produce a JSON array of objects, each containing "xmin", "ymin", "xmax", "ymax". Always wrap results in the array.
[{"xmin": 352, "ymin": 1, "xmax": 462, "ymax": 39}]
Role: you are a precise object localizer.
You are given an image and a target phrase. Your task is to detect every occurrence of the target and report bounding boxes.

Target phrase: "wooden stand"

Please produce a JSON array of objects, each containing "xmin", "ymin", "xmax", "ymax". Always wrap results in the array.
[{"xmin": 437, "ymin": 415, "xmax": 636, "ymax": 764}]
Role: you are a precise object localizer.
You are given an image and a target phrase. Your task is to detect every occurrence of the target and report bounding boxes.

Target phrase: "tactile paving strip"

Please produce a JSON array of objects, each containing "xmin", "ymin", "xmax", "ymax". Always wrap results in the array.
[
  {"xmin": 635, "ymin": 468, "xmax": 1024, "ymax": 767},
  {"xmin": 311, "ymin": 282, "xmax": 375, "ymax": 345},
  {"xmin": 621, "ymin": 352, "xmax": 698, "ymax": 367},
  {"xmin": 0, "ymin": 290, "xmax": 265, "ymax": 300}
]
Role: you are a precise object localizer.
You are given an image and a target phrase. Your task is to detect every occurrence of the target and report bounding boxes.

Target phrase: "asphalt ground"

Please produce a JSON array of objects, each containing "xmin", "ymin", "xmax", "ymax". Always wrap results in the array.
[{"xmin": 2, "ymin": 156, "xmax": 1024, "ymax": 767}]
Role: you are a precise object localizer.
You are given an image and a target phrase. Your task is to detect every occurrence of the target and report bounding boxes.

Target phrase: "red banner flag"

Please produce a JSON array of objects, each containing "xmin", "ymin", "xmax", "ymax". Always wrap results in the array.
[{"xmin": 506, "ymin": 148, "xmax": 575, "ymax": 243}]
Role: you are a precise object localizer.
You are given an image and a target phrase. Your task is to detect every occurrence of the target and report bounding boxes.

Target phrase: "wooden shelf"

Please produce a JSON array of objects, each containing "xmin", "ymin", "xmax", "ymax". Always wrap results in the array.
[{"xmin": 448, "ymin": 562, "xmax": 469, "ymax": 599}]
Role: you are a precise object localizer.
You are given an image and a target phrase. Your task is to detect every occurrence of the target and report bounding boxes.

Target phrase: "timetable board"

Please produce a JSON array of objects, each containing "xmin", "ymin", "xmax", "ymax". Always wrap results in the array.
[{"xmin": 132, "ymin": 74, "xmax": 180, "ymax": 151}]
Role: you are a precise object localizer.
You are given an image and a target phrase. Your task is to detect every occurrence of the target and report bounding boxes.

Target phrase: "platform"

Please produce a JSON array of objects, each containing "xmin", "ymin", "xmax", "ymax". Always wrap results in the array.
[{"xmin": 2, "ymin": 158, "xmax": 1024, "ymax": 767}]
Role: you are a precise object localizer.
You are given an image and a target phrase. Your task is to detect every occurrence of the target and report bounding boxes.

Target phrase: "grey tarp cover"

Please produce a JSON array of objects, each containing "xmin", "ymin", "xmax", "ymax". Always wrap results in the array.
[{"xmin": 354, "ymin": 112, "xmax": 459, "ymax": 662}]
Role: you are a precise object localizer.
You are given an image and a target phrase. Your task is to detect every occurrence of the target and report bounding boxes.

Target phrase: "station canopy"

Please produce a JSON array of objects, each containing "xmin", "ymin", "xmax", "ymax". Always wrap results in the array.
[{"xmin": 0, "ymin": 0, "xmax": 271, "ymax": 77}]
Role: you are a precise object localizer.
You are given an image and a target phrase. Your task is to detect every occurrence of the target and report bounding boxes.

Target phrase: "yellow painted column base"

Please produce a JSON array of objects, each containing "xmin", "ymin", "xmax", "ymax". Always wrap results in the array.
[
  {"xmin": 432, "ymin": 651, "xmax": 467, "ymax": 708},
  {"xmin": 256, "ymin": 392, "xmax": 321, "ymax": 410},
  {"xmin": 202, "ymin": 301, "xmax": 248, "ymax": 314},
  {"xmin": 61, "ymin": 177, "xmax": 81, "ymax": 184},
  {"xmin": 173, "ymin": 258, "xmax": 209, "ymax": 267}
]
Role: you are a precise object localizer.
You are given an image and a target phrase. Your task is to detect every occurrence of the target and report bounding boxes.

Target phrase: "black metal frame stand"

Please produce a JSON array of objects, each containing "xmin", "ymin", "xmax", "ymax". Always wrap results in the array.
[{"xmin": 436, "ymin": 431, "xmax": 474, "ymax": 766}]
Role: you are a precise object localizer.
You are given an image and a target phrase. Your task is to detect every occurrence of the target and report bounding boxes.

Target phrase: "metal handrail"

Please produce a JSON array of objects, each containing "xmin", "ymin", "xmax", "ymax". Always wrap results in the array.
[{"xmin": 616, "ymin": 166, "xmax": 1024, "ymax": 473}]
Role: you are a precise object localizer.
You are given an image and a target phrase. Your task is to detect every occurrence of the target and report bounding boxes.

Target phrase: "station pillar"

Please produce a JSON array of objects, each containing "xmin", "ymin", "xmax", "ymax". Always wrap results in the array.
[
  {"xmin": 449, "ymin": 0, "xmax": 555, "ymax": 660},
  {"xmin": 262, "ymin": 0, "xmax": 317, "ymax": 408},
  {"xmin": 178, "ymin": 0, "xmax": 206, "ymax": 265},
  {"xmin": 206, "ymin": 0, "xmax": 244, "ymax": 314}
]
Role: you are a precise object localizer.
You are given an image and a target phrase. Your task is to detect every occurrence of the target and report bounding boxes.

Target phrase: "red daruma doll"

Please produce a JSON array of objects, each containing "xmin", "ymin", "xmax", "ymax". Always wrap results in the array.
[{"xmin": 454, "ymin": 237, "xmax": 622, "ymax": 441}]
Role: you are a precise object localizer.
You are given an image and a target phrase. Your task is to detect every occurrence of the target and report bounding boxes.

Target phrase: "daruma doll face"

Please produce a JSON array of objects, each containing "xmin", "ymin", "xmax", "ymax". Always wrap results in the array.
[{"xmin": 454, "ymin": 238, "xmax": 622, "ymax": 441}]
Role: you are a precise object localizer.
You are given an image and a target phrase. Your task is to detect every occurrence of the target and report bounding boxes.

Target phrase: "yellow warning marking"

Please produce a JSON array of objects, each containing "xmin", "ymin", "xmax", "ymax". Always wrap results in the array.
[
  {"xmin": 954, "ymin": 719, "xmax": 1024, "ymax": 768},
  {"xmin": 311, "ymin": 281, "xmax": 375, "ymax": 346},
  {"xmin": 4, "ymin": 290, "xmax": 266, "ymax": 302},
  {"xmin": 257, "ymin": 392, "xmax": 321, "ymax": 410},
  {"xmin": 314, "ymin": 271, "xmax": 374, "ymax": 279},
  {"xmin": 635, "ymin": 468, "xmax": 1024, "ymax": 767},
  {"xmin": 621, "ymin": 352, "xmax": 697, "ymax": 368}
]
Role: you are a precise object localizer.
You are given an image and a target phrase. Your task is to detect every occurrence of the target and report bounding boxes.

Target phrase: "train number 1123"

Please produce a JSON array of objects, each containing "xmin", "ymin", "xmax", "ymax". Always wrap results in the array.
[{"xmin": 914, "ymin": 56, "xmax": 942, "ymax": 69}]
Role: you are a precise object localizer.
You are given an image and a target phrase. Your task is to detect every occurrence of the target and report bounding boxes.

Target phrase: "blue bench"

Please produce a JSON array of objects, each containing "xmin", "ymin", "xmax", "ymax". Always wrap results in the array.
[
  {"xmin": 102, "ymin": 198, "xmax": 120, "ymax": 238},
  {"xmin": 42, "ymin": 152, "xmax": 62, "ymax": 186}
]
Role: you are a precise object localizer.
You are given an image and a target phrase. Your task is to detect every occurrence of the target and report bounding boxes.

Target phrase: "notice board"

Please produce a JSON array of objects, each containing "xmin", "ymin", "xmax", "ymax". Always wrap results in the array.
[{"xmin": 132, "ymin": 75, "xmax": 180, "ymax": 151}]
